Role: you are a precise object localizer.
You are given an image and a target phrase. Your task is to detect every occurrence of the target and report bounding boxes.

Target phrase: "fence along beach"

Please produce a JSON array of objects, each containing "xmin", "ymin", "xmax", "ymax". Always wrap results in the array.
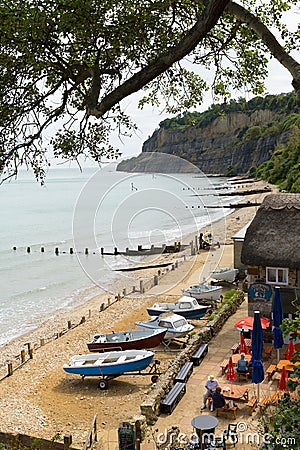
[{"xmin": 0, "ymin": 178, "xmax": 276, "ymax": 448}]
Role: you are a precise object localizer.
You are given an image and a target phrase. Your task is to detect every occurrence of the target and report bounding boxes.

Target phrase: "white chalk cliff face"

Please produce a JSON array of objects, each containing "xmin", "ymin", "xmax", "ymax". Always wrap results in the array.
[{"xmin": 117, "ymin": 110, "xmax": 293, "ymax": 175}]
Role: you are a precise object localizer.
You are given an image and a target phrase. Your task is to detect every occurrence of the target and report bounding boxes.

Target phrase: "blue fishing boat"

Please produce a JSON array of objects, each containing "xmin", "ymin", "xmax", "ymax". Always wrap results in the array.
[
  {"xmin": 63, "ymin": 349, "xmax": 154, "ymax": 377},
  {"xmin": 146, "ymin": 296, "xmax": 210, "ymax": 319}
]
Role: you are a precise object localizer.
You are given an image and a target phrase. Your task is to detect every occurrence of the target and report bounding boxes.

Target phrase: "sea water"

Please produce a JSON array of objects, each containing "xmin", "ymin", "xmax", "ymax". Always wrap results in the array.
[{"xmin": 0, "ymin": 165, "xmax": 240, "ymax": 347}]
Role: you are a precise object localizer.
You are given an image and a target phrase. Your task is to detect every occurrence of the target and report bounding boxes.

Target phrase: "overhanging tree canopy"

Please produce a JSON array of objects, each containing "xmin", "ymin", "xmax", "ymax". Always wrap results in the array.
[{"xmin": 0, "ymin": 0, "xmax": 299, "ymax": 181}]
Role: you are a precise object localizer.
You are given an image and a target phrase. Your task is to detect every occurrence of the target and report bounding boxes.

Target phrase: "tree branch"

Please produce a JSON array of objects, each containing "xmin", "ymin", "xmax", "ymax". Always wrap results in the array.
[
  {"xmin": 227, "ymin": 1, "xmax": 300, "ymax": 106},
  {"xmin": 89, "ymin": 0, "xmax": 230, "ymax": 117}
]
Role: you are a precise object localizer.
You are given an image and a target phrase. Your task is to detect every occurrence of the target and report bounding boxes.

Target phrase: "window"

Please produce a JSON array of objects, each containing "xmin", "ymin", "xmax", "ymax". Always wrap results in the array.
[{"xmin": 266, "ymin": 267, "xmax": 288, "ymax": 285}]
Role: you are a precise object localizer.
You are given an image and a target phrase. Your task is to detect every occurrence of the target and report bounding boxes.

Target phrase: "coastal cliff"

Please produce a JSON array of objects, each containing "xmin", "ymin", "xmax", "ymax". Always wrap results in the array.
[{"xmin": 117, "ymin": 93, "xmax": 298, "ymax": 175}]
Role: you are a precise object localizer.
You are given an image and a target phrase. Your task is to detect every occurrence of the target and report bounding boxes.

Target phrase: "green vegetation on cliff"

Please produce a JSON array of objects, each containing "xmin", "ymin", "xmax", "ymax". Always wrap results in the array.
[
  {"xmin": 254, "ymin": 119, "xmax": 300, "ymax": 192},
  {"xmin": 159, "ymin": 92, "xmax": 300, "ymax": 192},
  {"xmin": 159, "ymin": 92, "xmax": 297, "ymax": 130}
]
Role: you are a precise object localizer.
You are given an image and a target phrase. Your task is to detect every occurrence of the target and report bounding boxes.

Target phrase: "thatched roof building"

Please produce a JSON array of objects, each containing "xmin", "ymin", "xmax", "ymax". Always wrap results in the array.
[{"xmin": 241, "ymin": 193, "xmax": 300, "ymax": 268}]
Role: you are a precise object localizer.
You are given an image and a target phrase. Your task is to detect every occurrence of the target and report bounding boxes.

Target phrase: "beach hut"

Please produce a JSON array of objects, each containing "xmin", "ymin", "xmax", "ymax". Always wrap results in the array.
[{"xmin": 241, "ymin": 194, "xmax": 300, "ymax": 342}]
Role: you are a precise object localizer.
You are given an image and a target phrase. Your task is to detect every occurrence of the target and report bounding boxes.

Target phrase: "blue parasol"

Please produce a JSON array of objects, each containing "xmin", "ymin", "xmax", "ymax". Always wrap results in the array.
[
  {"xmin": 272, "ymin": 287, "xmax": 284, "ymax": 362},
  {"xmin": 251, "ymin": 311, "xmax": 265, "ymax": 400}
]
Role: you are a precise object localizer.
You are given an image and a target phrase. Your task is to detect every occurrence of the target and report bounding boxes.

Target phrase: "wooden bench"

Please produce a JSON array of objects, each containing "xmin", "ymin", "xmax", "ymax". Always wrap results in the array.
[
  {"xmin": 191, "ymin": 344, "xmax": 208, "ymax": 366},
  {"xmin": 231, "ymin": 343, "xmax": 239, "ymax": 354},
  {"xmin": 220, "ymin": 359, "xmax": 229, "ymax": 375},
  {"xmin": 160, "ymin": 382, "xmax": 186, "ymax": 414},
  {"xmin": 174, "ymin": 362, "xmax": 193, "ymax": 384},
  {"xmin": 247, "ymin": 396, "xmax": 258, "ymax": 415},
  {"xmin": 215, "ymin": 406, "xmax": 237, "ymax": 419},
  {"xmin": 263, "ymin": 345, "xmax": 273, "ymax": 360},
  {"xmin": 258, "ymin": 395, "xmax": 271, "ymax": 412},
  {"xmin": 266, "ymin": 364, "xmax": 277, "ymax": 381}
]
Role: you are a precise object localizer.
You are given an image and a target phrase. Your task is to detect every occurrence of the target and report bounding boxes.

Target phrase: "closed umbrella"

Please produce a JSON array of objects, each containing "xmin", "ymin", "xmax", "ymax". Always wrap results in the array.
[
  {"xmin": 278, "ymin": 366, "xmax": 288, "ymax": 391},
  {"xmin": 251, "ymin": 311, "xmax": 265, "ymax": 401},
  {"xmin": 272, "ymin": 286, "xmax": 284, "ymax": 363},
  {"xmin": 285, "ymin": 341, "xmax": 295, "ymax": 360},
  {"xmin": 226, "ymin": 356, "xmax": 237, "ymax": 381},
  {"xmin": 226, "ymin": 356, "xmax": 236, "ymax": 396},
  {"xmin": 240, "ymin": 334, "xmax": 250, "ymax": 354}
]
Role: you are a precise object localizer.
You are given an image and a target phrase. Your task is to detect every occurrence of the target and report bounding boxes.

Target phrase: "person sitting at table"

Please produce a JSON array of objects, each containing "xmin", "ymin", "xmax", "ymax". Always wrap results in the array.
[
  {"xmin": 211, "ymin": 386, "xmax": 228, "ymax": 411},
  {"xmin": 201, "ymin": 374, "xmax": 219, "ymax": 410},
  {"xmin": 236, "ymin": 353, "xmax": 249, "ymax": 373}
]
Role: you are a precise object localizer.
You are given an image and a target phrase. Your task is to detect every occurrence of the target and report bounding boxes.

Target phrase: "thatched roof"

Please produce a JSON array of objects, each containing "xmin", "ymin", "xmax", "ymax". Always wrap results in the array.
[{"xmin": 241, "ymin": 194, "xmax": 300, "ymax": 268}]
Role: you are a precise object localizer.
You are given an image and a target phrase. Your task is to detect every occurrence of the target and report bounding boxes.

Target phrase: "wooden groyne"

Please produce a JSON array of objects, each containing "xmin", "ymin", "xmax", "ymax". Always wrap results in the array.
[
  {"xmin": 217, "ymin": 187, "xmax": 272, "ymax": 196},
  {"xmin": 205, "ymin": 202, "xmax": 261, "ymax": 209},
  {"xmin": 12, "ymin": 242, "xmax": 188, "ymax": 256}
]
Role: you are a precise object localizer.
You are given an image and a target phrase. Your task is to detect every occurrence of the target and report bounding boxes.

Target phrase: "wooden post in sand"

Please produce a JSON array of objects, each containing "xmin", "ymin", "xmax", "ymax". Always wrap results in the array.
[
  {"xmin": 68, "ymin": 320, "xmax": 72, "ymax": 329},
  {"xmin": 81, "ymin": 316, "xmax": 86, "ymax": 324},
  {"xmin": 26, "ymin": 342, "xmax": 32, "ymax": 354},
  {"xmin": 107, "ymin": 297, "xmax": 111, "ymax": 306},
  {"xmin": 40, "ymin": 338, "xmax": 45, "ymax": 347},
  {"xmin": 63, "ymin": 435, "xmax": 72, "ymax": 449},
  {"xmin": 117, "ymin": 293, "xmax": 121, "ymax": 301},
  {"xmin": 20, "ymin": 349, "xmax": 26, "ymax": 363},
  {"xmin": 7, "ymin": 363, "xmax": 13, "ymax": 376},
  {"xmin": 154, "ymin": 275, "xmax": 158, "ymax": 285},
  {"xmin": 123, "ymin": 288, "xmax": 126, "ymax": 296},
  {"xmin": 139, "ymin": 280, "xmax": 144, "ymax": 294}
]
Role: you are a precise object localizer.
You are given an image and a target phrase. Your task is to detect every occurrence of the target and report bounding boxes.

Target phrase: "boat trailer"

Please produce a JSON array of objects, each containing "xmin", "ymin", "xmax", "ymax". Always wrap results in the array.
[{"xmin": 81, "ymin": 359, "xmax": 162, "ymax": 390}]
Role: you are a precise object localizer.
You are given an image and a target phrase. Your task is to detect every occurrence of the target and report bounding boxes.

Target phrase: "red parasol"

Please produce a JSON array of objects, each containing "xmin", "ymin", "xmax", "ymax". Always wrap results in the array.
[
  {"xmin": 240, "ymin": 334, "xmax": 250, "ymax": 354},
  {"xmin": 234, "ymin": 316, "xmax": 270, "ymax": 331},
  {"xmin": 226, "ymin": 356, "xmax": 237, "ymax": 381},
  {"xmin": 285, "ymin": 341, "xmax": 295, "ymax": 360},
  {"xmin": 278, "ymin": 366, "xmax": 289, "ymax": 391}
]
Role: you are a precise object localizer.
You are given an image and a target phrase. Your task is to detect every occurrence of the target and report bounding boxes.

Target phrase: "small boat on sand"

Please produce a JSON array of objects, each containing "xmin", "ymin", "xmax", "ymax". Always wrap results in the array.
[
  {"xmin": 182, "ymin": 283, "xmax": 222, "ymax": 301},
  {"xmin": 210, "ymin": 267, "xmax": 238, "ymax": 282},
  {"xmin": 135, "ymin": 313, "xmax": 194, "ymax": 340},
  {"xmin": 146, "ymin": 296, "xmax": 211, "ymax": 319},
  {"xmin": 63, "ymin": 349, "xmax": 154, "ymax": 377},
  {"xmin": 87, "ymin": 328, "xmax": 166, "ymax": 352}
]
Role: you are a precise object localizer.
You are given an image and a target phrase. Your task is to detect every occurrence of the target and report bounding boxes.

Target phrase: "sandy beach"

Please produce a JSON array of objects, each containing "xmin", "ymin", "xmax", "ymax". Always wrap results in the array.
[{"xmin": 0, "ymin": 179, "xmax": 277, "ymax": 448}]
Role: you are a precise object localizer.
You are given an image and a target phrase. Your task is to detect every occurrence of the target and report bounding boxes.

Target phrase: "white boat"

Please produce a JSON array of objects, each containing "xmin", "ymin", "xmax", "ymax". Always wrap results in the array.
[
  {"xmin": 210, "ymin": 267, "xmax": 238, "ymax": 282},
  {"xmin": 146, "ymin": 296, "xmax": 211, "ymax": 319},
  {"xmin": 135, "ymin": 313, "xmax": 194, "ymax": 340},
  {"xmin": 182, "ymin": 283, "xmax": 222, "ymax": 301}
]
